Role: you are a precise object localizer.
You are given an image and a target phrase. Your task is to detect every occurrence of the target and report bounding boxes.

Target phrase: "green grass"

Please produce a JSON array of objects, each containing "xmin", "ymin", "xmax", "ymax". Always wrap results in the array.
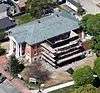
[
  {"xmin": 48, "ymin": 86, "xmax": 74, "ymax": 93},
  {"xmin": 15, "ymin": 13, "xmax": 34, "ymax": 25}
]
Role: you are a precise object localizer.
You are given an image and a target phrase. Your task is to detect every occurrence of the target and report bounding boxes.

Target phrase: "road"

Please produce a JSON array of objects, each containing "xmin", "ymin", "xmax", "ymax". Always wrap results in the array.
[{"xmin": 78, "ymin": 0, "xmax": 100, "ymax": 14}]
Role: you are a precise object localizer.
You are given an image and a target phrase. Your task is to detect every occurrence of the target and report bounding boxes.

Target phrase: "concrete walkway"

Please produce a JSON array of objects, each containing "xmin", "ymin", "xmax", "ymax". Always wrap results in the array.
[{"xmin": 31, "ymin": 81, "xmax": 74, "ymax": 93}]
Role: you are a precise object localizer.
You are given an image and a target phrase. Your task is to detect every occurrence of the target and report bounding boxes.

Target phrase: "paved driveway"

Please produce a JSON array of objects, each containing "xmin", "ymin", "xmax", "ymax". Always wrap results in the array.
[
  {"xmin": 78, "ymin": 0, "xmax": 100, "ymax": 14},
  {"xmin": 0, "ymin": 80, "xmax": 20, "ymax": 93}
]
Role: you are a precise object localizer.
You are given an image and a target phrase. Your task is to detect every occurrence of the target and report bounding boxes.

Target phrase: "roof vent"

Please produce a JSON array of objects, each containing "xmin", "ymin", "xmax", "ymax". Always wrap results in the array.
[
  {"xmin": 38, "ymin": 20, "xmax": 41, "ymax": 23},
  {"xmin": 56, "ymin": 14, "xmax": 59, "ymax": 17}
]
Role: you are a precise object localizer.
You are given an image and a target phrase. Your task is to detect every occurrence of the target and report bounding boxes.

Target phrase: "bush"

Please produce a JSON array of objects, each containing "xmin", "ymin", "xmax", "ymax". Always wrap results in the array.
[
  {"xmin": 9, "ymin": 56, "xmax": 25, "ymax": 76},
  {"xmin": 72, "ymin": 84, "xmax": 97, "ymax": 93},
  {"xmin": 0, "ymin": 48, "xmax": 6, "ymax": 56},
  {"xmin": 73, "ymin": 66, "xmax": 94, "ymax": 87},
  {"xmin": 15, "ymin": 13, "xmax": 33, "ymax": 25},
  {"xmin": 94, "ymin": 57, "xmax": 100, "ymax": 79}
]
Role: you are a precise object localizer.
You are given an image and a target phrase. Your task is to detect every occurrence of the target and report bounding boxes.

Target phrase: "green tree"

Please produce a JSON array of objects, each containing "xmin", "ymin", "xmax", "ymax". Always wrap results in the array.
[
  {"xmin": 73, "ymin": 66, "xmax": 94, "ymax": 87},
  {"xmin": 80, "ymin": 14, "xmax": 100, "ymax": 36},
  {"xmin": 26, "ymin": 0, "xmax": 54, "ymax": 18},
  {"xmin": 80, "ymin": 14, "xmax": 100, "ymax": 55},
  {"xmin": 0, "ymin": 46, "xmax": 6, "ymax": 56},
  {"xmin": 72, "ymin": 84, "xmax": 97, "ymax": 93},
  {"xmin": 0, "ymin": 29, "xmax": 6, "ymax": 56},
  {"xmin": 92, "ymin": 35, "xmax": 100, "ymax": 56},
  {"xmin": 9, "ymin": 56, "xmax": 25, "ymax": 76},
  {"xmin": 0, "ymin": 29, "xmax": 6, "ymax": 41},
  {"xmin": 94, "ymin": 57, "xmax": 100, "ymax": 79}
]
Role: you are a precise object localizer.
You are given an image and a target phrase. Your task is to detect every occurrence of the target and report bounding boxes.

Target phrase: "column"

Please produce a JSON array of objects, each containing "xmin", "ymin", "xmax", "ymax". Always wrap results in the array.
[
  {"xmin": 81, "ymin": 31, "xmax": 85, "ymax": 41},
  {"xmin": 15, "ymin": 43, "xmax": 20, "ymax": 58},
  {"xmin": 19, "ymin": 44, "xmax": 22, "ymax": 56},
  {"xmin": 9, "ymin": 39, "xmax": 14, "ymax": 54}
]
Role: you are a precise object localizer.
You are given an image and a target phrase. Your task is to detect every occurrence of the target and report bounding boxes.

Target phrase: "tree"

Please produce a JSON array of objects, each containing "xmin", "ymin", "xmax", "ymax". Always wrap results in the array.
[
  {"xmin": 9, "ymin": 56, "xmax": 25, "ymax": 76},
  {"xmin": 29, "ymin": 60, "xmax": 51, "ymax": 91},
  {"xmin": 92, "ymin": 35, "xmax": 100, "ymax": 56},
  {"xmin": 80, "ymin": 14, "xmax": 100, "ymax": 55},
  {"xmin": 72, "ymin": 84, "xmax": 97, "ymax": 93},
  {"xmin": 0, "ymin": 29, "xmax": 6, "ymax": 56},
  {"xmin": 26, "ymin": 0, "xmax": 54, "ymax": 18},
  {"xmin": 0, "ymin": 29, "xmax": 6, "ymax": 41},
  {"xmin": 29, "ymin": 60, "xmax": 51, "ymax": 83},
  {"xmin": 80, "ymin": 14, "xmax": 100, "ymax": 36},
  {"xmin": 0, "ymin": 46, "xmax": 6, "ymax": 56},
  {"xmin": 73, "ymin": 66, "xmax": 94, "ymax": 87},
  {"xmin": 94, "ymin": 57, "xmax": 100, "ymax": 79}
]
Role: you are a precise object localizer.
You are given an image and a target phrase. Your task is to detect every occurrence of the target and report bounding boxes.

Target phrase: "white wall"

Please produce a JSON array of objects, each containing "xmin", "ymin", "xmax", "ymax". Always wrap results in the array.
[
  {"xmin": 66, "ymin": 0, "xmax": 78, "ymax": 12},
  {"xmin": 0, "ymin": 12, "xmax": 7, "ymax": 19}
]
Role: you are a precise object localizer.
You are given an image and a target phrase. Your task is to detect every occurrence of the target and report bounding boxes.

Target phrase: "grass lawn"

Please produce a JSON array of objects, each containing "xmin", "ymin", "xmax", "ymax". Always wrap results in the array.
[
  {"xmin": 48, "ymin": 86, "xmax": 74, "ymax": 93},
  {"xmin": 15, "ymin": 13, "xmax": 34, "ymax": 25}
]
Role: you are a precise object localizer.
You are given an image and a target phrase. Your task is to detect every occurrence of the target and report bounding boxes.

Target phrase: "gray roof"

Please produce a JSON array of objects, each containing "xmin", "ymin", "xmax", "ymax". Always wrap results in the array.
[
  {"xmin": 67, "ymin": 0, "xmax": 80, "ymax": 7},
  {"xmin": 9, "ymin": 11, "xmax": 79, "ymax": 44},
  {"xmin": 0, "ymin": 17, "xmax": 16, "ymax": 30},
  {"xmin": 0, "ymin": 3, "xmax": 9, "ymax": 13}
]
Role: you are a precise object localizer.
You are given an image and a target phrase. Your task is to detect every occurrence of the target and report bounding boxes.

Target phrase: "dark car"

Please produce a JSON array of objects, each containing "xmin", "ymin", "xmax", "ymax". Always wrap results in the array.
[{"xmin": 0, "ymin": 73, "xmax": 7, "ymax": 83}]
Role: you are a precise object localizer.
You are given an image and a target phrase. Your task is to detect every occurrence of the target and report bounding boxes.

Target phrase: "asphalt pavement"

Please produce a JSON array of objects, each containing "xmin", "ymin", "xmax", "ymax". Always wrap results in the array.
[
  {"xmin": 78, "ymin": 0, "xmax": 100, "ymax": 14},
  {"xmin": 0, "ymin": 80, "xmax": 21, "ymax": 93}
]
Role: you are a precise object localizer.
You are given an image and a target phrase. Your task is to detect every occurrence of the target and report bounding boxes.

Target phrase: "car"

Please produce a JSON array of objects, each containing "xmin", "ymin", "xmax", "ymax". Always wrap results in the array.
[{"xmin": 0, "ymin": 73, "xmax": 7, "ymax": 83}]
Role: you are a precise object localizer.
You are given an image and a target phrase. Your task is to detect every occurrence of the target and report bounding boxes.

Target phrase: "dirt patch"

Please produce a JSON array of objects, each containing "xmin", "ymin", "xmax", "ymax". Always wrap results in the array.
[{"xmin": 44, "ymin": 71, "xmax": 72, "ymax": 88}]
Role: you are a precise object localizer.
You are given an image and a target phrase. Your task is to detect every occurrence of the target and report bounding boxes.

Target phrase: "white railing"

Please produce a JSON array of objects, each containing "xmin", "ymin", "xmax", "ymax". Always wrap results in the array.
[
  {"xmin": 55, "ymin": 39, "xmax": 79, "ymax": 50},
  {"xmin": 42, "ymin": 56, "xmax": 56, "ymax": 66},
  {"xmin": 58, "ymin": 52, "xmax": 84, "ymax": 64},
  {"xmin": 41, "ymin": 43, "xmax": 56, "ymax": 53},
  {"xmin": 57, "ymin": 45, "xmax": 80, "ymax": 54},
  {"xmin": 41, "ymin": 47, "xmax": 55, "ymax": 58},
  {"xmin": 42, "ymin": 52, "xmax": 55, "ymax": 62}
]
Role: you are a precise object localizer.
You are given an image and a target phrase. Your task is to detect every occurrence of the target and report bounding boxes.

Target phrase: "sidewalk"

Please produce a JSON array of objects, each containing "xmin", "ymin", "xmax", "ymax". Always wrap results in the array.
[
  {"xmin": 0, "ymin": 55, "xmax": 31, "ymax": 93},
  {"xmin": 31, "ymin": 81, "xmax": 74, "ymax": 93}
]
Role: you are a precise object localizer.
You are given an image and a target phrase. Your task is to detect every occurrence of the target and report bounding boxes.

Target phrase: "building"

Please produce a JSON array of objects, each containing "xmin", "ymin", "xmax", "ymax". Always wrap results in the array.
[
  {"xmin": 11, "ymin": 0, "xmax": 27, "ymax": 12},
  {"xmin": 0, "ymin": 3, "xmax": 16, "ymax": 30},
  {"xmin": 66, "ymin": 0, "xmax": 80, "ymax": 12},
  {"xmin": 8, "ymin": 11, "xmax": 85, "ymax": 67}
]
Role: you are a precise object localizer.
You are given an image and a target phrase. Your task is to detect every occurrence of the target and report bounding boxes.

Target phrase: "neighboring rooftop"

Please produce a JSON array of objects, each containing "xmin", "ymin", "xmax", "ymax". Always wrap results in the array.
[
  {"xmin": 67, "ymin": 0, "xmax": 80, "ymax": 7},
  {"xmin": 0, "ymin": 17, "xmax": 16, "ymax": 30},
  {"xmin": 0, "ymin": 3, "xmax": 9, "ymax": 13},
  {"xmin": 9, "ymin": 11, "xmax": 79, "ymax": 44}
]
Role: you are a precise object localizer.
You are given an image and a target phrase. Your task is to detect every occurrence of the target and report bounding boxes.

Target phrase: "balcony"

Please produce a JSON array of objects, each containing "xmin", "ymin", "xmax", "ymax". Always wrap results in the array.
[
  {"xmin": 41, "ymin": 43, "xmax": 56, "ymax": 54},
  {"xmin": 54, "ymin": 39, "xmax": 79, "ymax": 50},
  {"xmin": 57, "ymin": 52, "xmax": 85, "ymax": 64},
  {"xmin": 56, "ymin": 45, "xmax": 81, "ymax": 54},
  {"xmin": 41, "ymin": 47, "xmax": 55, "ymax": 58},
  {"xmin": 42, "ymin": 56, "xmax": 56, "ymax": 66},
  {"xmin": 42, "ymin": 52, "xmax": 56, "ymax": 62}
]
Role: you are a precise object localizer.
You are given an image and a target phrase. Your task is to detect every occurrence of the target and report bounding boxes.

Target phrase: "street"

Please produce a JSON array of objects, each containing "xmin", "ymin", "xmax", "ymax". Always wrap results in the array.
[{"xmin": 78, "ymin": 0, "xmax": 100, "ymax": 14}]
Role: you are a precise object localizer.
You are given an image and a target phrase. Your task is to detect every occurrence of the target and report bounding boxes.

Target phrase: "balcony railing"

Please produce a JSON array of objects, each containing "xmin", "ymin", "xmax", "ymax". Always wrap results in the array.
[
  {"xmin": 42, "ymin": 56, "xmax": 56, "ymax": 66},
  {"xmin": 41, "ymin": 43, "xmax": 56, "ymax": 53},
  {"xmin": 54, "ymin": 39, "xmax": 79, "ymax": 50},
  {"xmin": 41, "ymin": 47, "xmax": 55, "ymax": 58},
  {"xmin": 42, "ymin": 52, "xmax": 56, "ymax": 62},
  {"xmin": 57, "ymin": 52, "xmax": 85, "ymax": 64}
]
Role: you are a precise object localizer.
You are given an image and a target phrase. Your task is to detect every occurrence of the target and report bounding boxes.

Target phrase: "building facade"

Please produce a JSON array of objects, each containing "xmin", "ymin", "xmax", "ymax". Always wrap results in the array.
[{"xmin": 8, "ymin": 11, "xmax": 85, "ymax": 67}]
